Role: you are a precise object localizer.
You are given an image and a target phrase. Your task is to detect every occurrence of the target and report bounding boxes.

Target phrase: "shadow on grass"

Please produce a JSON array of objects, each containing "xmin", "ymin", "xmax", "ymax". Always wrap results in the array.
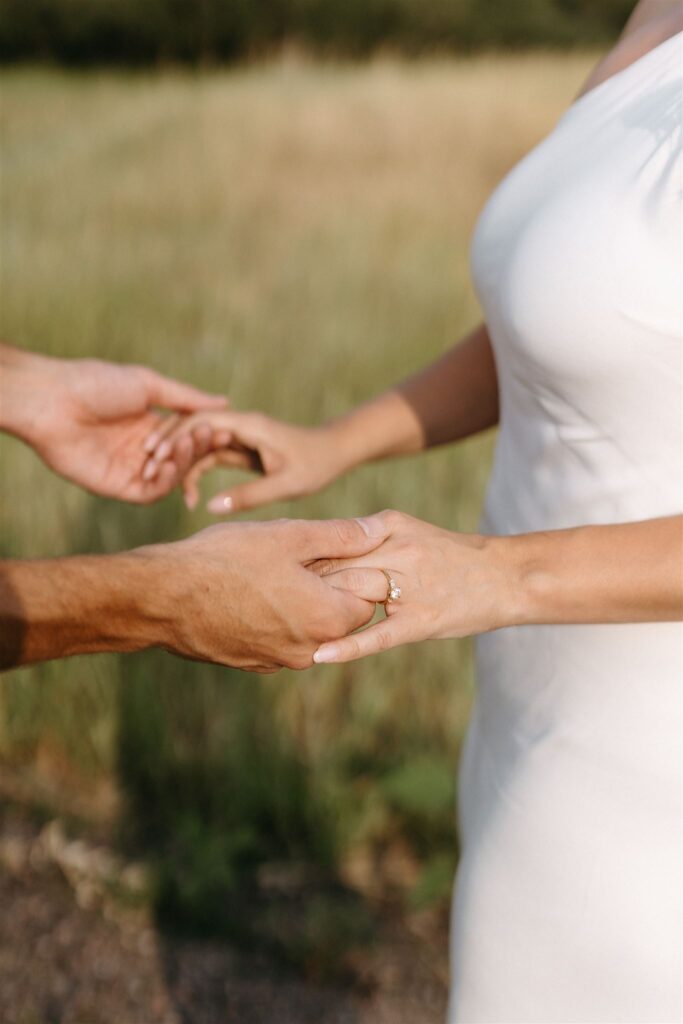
[{"xmin": 60, "ymin": 491, "xmax": 455, "ymax": 1020}]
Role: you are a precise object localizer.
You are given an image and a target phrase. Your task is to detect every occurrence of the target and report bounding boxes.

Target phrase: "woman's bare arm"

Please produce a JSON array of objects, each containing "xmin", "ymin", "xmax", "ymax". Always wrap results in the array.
[
  {"xmin": 144, "ymin": 322, "xmax": 499, "ymax": 514},
  {"xmin": 577, "ymin": 0, "xmax": 683, "ymax": 99},
  {"xmin": 328, "ymin": 321, "xmax": 498, "ymax": 466}
]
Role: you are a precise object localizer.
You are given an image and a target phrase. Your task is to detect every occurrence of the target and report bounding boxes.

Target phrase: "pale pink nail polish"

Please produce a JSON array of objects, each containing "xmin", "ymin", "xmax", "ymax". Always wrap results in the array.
[
  {"xmin": 142, "ymin": 461, "xmax": 157, "ymax": 481},
  {"xmin": 155, "ymin": 440, "xmax": 172, "ymax": 462},
  {"xmin": 207, "ymin": 495, "xmax": 233, "ymax": 514},
  {"xmin": 143, "ymin": 435, "xmax": 159, "ymax": 453},
  {"xmin": 313, "ymin": 646, "xmax": 338, "ymax": 664}
]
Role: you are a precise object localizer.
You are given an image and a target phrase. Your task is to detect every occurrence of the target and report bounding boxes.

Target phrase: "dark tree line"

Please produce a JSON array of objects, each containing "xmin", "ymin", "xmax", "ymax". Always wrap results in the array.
[{"xmin": 0, "ymin": 0, "xmax": 635, "ymax": 65}]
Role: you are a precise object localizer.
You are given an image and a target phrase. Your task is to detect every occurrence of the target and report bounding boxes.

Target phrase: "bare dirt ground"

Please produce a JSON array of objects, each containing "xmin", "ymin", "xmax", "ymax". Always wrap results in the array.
[{"xmin": 0, "ymin": 818, "xmax": 449, "ymax": 1024}]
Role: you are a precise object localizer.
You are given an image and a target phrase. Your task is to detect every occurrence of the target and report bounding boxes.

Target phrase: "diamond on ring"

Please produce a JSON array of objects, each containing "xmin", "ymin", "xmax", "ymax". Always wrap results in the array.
[{"xmin": 380, "ymin": 569, "xmax": 401, "ymax": 604}]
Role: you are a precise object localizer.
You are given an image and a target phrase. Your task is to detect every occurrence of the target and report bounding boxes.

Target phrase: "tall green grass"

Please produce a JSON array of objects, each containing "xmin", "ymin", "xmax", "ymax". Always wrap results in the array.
[{"xmin": 0, "ymin": 55, "xmax": 594, "ymax": 944}]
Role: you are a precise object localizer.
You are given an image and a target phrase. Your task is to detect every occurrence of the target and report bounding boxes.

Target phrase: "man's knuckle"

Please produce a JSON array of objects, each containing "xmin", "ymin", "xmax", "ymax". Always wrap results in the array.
[
  {"xmin": 286, "ymin": 652, "xmax": 313, "ymax": 671},
  {"xmin": 308, "ymin": 608, "xmax": 337, "ymax": 639},
  {"xmin": 380, "ymin": 508, "xmax": 403, "ymax": 529}
]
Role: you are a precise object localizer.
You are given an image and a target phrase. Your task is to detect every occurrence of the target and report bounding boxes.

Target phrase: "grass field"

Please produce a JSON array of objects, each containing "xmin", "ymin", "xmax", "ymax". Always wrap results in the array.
[{"xmin": 0, "ymin": 54, "xmax": 594, "ymax": 943}]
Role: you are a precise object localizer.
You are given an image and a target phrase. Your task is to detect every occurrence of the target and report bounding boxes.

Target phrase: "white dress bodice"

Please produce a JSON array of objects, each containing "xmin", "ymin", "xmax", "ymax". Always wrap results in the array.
[{"xmin": 449, "ymin": 32, "xmax": 683, "ymax": 1024}]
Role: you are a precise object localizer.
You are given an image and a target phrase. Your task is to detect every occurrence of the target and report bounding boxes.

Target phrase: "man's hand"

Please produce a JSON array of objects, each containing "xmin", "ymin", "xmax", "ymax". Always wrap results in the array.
[
  {"xmin": 0, "ymin": 516, "xmax": 390, "ymax": 671},
  {"xmin": 0, "ymin": 343, "xmax": 227, "ymax": 503},
  {"xmin": 145, "ymin": 517, "xmax": 389, "ymax": 671}
]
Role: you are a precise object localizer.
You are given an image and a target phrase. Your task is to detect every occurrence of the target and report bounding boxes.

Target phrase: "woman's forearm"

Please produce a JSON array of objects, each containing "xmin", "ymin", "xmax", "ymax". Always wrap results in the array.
[
  {"xmin": 510, "ymin": 515, "xmax": 683, "ymax": 627},
  {"xmin": 324, "ymin": 323, "xmax": 498, "ymax": 473}
]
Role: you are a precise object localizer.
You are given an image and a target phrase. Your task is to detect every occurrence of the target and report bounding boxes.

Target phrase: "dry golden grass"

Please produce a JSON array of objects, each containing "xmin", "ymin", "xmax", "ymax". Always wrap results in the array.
[{"xmin": 0, "ymin": 53, "xmax": 596, "ymax": 890}]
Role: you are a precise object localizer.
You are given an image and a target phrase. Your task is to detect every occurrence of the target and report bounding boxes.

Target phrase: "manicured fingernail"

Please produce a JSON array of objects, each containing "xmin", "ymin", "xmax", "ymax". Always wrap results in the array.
[
  {"xmin": 313, "ymin": 645, "xmax": 338, "ymax": 664},
  {"xmin": 207, "ymin": 495, "xmax": 233, "ymax": 514},
  {"xmin": 355, "ymin": 516, "xmax": 384, "ymax": 537},
  {"xmin": 143, "ymin": 433, "xmax": 159, "ymax": 453},
  {"xmin": 142, "ymin": 461, "xmax": 157, "ymax": 481},
  {"xmin": 185, "ymin": 493, "xmax": 198, "ymax": 510},
  {"xmin": 155, "ymin": 439, "xmax": 172, "ymax": 462}
]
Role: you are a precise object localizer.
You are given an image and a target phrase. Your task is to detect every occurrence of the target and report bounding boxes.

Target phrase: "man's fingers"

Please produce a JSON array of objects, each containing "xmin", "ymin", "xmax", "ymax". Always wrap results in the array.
[
  {"xmin": 143, "ymin": 369, "xmax": 228, "ymax": 414},
  {"xmin": 206, "ymin": 475, "xmax": 286, "ymax": 515},
  {"xmin": 313, "ymin": 618, "xmax": 405, "ymax": 664},
  {"xmin": 322, "ymin": 567, "xmax": 389, "ymax": 603}
]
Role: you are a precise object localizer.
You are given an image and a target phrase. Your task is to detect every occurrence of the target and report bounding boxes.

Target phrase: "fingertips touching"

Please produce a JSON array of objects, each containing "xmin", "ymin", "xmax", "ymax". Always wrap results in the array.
[
  {"xmin": 168, "ymin": 434, "xmax": 194, "ymax": 480},
  {"xmin": 142, "ymin": 458, "xmax": 160, "ymax": 482},
  {"xmin": 154, "ymin": 438, "xmax": 173, "ymax": 462},
  {"xmin": 143, "ymin": 413, "xmax": 182, "ymax": 457},
  {"xmin": 213, "ymin": 429, "xmax": 232, "ymax": 448},
  {"xmin": 141, "ymin": 458, "xmax": 177, "ymax": 501},
  {"xmin": 191, "ymin": 423, "xmax": 214, "ymax": 461}
]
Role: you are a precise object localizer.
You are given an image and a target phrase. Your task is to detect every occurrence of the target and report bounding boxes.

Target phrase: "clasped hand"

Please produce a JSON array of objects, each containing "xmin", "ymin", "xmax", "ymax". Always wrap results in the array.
[
  {"xmin": 139, "ymin": 410, "xmax": 521, "ymax": 663},
  {"xmin": 309, "ymin": 509, "xmax": 517, "ymax": 662}
]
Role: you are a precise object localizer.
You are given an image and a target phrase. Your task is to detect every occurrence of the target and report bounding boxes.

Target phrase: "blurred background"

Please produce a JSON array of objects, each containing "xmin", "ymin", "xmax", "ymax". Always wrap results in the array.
[{"xmin": 0, "ymin": 2, "xmax": 632, "ymax": 1022}]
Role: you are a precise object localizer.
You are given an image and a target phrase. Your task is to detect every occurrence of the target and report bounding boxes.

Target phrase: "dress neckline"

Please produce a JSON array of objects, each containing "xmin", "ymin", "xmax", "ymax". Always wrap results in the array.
[{"xmin": 568, "ymin": 28, "xmax": 682, "ymax": 115}]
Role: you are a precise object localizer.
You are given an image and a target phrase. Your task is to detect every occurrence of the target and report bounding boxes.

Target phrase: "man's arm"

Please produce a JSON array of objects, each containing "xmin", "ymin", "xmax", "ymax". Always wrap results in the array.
[
  {"xmin": 0, "ymin": 342, "xmax": 227, "ymax": 503},
  {"xmin": 0, "ymin": 555, "xmax": 166, "ymax": 668},
  {"xmin": 0, "ymin": 517, "xmax": 388, "ymax": 672}
]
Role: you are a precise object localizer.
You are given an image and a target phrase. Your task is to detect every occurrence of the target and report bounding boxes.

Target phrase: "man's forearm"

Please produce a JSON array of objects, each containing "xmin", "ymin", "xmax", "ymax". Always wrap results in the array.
[
  {"xmin": 324, "ymin": 323, "xmax": 499, "ymax": 472},
  {"xmin": 0, "ymin": 552, "xmax": 169, "ymax": 668}
]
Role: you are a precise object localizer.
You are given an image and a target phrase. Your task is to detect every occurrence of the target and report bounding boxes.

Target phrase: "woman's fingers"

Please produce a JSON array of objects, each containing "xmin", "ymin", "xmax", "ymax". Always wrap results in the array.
[
  {"xmin": 142, "ymin": 414, "xmax": 182, "ymax": 479},
  {"xmin": 169, "ymin": 433, "xmax": 196, "ymax": 481},
  {"xmin": 143, "ymin": 413, "xmax": 183, "ymax": 458},
  {"xmin": 180, "ymin": 449, "xmax": 254, "ymax": 509},
  {"xmin": 206, "ymin": 473, "xmax": 288, "ymax": 515},
  {"xmin": 322, "ymin": 567, "xmax": 392, "ymax": 604},
  {"xmin": 143, "ymin": 410, "xmax": 270, "ymax": 493},
  {"xmin": 145, "ymin": 410, "xmax": 263, "ymax": 459},
  {"xmin": 313, "ymin": 617, "xmax": 407, "ymax": 664},
  {"xmin": 188, "ymin": 422, "xmax": 215, "ymax": 463},
  {"xmin": 137, "ymin": 457, "xmax": 179, "ymax": 502}
]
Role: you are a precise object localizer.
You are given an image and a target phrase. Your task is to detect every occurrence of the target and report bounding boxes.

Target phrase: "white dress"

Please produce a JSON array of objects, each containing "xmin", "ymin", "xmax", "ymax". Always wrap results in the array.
[{"xmin": 449, "ymin": 32, "xmax": 683, "ymax": 1024}]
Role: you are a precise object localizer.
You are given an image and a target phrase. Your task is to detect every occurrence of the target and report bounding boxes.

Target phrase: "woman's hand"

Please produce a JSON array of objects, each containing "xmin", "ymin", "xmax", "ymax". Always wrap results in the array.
[
  {"xmin": 310, "ymin": 509, "xmax": 522, "ymax": 663},
  {"xmin": 311, "ymin": 511, "xmax": 683, "ymax": 664},
  {"xmin": 142, "ymin": 410, "xmax": 354, "ymax": 513}
]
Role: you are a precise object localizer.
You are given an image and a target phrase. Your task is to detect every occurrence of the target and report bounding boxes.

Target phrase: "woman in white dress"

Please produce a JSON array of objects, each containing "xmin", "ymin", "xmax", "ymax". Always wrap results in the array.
[{"xmin": 145, "ymin": 2, "xmax": 683, "ymax": 1019}]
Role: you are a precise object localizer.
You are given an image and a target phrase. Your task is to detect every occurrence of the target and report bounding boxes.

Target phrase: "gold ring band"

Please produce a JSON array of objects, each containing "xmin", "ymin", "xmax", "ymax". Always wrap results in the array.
[{"xmin": 380, "ymin": 569, "xmax": 401, "ymax": 604}]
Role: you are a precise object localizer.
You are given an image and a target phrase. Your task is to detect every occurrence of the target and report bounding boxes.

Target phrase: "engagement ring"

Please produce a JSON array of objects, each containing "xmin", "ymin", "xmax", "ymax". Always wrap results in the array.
[{"xmin": 380, "ymin": 569, "xmax": 401, "ymax": 604}]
